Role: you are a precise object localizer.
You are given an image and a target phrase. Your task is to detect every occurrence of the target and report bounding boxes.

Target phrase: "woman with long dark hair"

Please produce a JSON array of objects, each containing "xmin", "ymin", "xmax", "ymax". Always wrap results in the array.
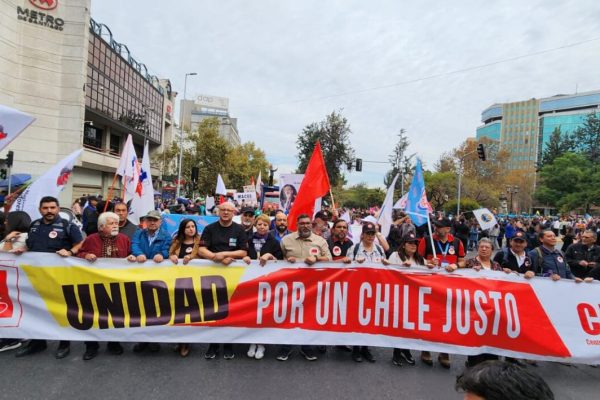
[
  {"xmin": 388, "ymin": 232, "xmax": 426, "ymax": 367},
  {"xmin": 0, "ymin": 211, "xmax": 31, "ymax": 252},
  {"xmin": 168, "ymin": 218, "xmax": 202, "ymax": 357}
]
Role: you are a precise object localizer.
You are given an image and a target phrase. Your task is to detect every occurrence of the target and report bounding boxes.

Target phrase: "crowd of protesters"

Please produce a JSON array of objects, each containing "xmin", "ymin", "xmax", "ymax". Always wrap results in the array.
[{"xmin": 0, "ymin": 192, "xmax": 597, "ymax": 381}]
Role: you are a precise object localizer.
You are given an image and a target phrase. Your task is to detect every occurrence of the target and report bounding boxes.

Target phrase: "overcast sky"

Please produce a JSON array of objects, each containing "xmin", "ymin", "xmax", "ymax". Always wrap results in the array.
[{"xmin": 92, "ymin": 0, "xmax": 600, "ymax": 188}]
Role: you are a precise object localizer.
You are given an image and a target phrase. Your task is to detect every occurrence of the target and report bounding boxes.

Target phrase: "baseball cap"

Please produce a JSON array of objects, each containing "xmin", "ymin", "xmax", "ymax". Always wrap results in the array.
[
  {"xmin": 241, "ymin": 206, "xmax": 255, "ymax": 215},
  {"xmin": 512, "ymin": 231, "xmax": 526, "ymax": 241},
  {"xmin": 401, "ymin": 232, "xmax": 419, "ymax": 243},
  {"xmin": 362, "ymin": 222, "xmax": 377, "ymax": 234},
  {"xmin": 143, "ymin": 210, "xmax": 161, "ymax": 220},
  {"xmin": 434, "ymin": 218, "xmax": 452, "ymax": 228}
]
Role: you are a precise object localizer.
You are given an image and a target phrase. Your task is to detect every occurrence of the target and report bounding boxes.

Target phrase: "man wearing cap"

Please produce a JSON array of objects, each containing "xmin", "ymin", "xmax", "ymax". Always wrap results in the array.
[
  {"xmin": 328, "ymin": 219, "xmax": 353, "ymax": 262},
  {"xmin": 276, "ymin": 214, "xmax": 332, "ymax": 362},
  {"xmin": 127, "ymin": 209, "xmax": 172, "ymax": 353},
  {"xmin": 312, "ymin": 210, "xmax": 331, "ymax": 240},
  {"xmin": 417, "ymin": 217, "xmax": 465, "ymax": 369},
  {"xmin": 240, "ymin": 206, "xmax": 256, "ymax": 235},
  {"xmin": 493, "ymin": 231, "xmax": 534, "ymax": 274},
  {"xmin": 198, "ymin": 202, "xmax": 248, "ymax": 360}
]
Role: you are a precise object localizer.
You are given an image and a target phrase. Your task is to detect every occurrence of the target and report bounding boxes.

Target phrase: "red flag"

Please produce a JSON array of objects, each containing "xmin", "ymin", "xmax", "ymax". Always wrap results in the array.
[{"xmin": 287, "ymin": 141, "xmax": 330, "ymax": 231}]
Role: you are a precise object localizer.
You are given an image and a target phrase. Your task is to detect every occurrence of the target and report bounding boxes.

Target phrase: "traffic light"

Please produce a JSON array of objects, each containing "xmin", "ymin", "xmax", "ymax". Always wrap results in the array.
[
  {"xmin": 6, "ymin": 151, "xmax": 13, "ymax": 168},
  {"xmin": 355, "ymin": 158, "xmax": 363, "ymax": 172},
  {"xmin": 477, "ymin": 144, "xmax": 486, "ymax": 161},
  {"xmin": 191, "ymin": 167, "xmax": 199, "ymax": 182},
  {"xmin": 0, "ymin": 169, "xmax": 6, "ymax": 180}
]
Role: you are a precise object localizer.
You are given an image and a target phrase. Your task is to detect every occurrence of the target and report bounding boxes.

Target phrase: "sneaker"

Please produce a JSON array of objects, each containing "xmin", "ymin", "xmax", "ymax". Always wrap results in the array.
[
  {"xmin": 276, "ymin": 347, "xmax": 292, "ymax": 361},
  {"xmin": 255, "ymin": 345, "xmax": 265, "ymax": 360},
  {"xmin": 400, "ymin": 349, "xmax": 415, "ymax": 365},
  {"xmin": 247, "ymin": 344, "xmax": 257, "ymax": 358},
  {"xmin": 300, "ymin": 346, "xmax": 318, "ymax": 361},
  {"xmin": 352, "ymin": 346, "xmax": 363, "ymax": 363},
  {"xmin": 223, "ymin": 344, "xmax": 234, "ymax": 360},
  {"xmin": 205, "ymin": 344, "xmax": 219, "ymax": 359},
  {"xmin": 83, "ymin": 346, "xmax": 99, "ymax": 361},
  {"xmin": 361, "ymin": 347, "xmax": 376, "ymax": 363},
  {"xmin": 55, "ymin": 342, "xmax": 71, "ymax": 359},
  {"xmin": 0, "ymin": 339, "xmax": 21, "ymax": 352}
]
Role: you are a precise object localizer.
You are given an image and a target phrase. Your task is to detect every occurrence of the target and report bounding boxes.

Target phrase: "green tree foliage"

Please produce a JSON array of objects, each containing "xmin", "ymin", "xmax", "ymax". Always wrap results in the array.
[
  {"xmin": 424, "ymin": 171, "xmax": 456, "ymax": 210},
  {"xmin": 384, "ymin": 128, "xmax": 415, "ymax": 195},
  {"xmin": 534, "ymin": 152, "xmax": 600, "ymax": 213},
  {"xmin": 572, "ymin": 112, "xmax": 600, "ymax": 163},
  {"xmin": 539, "ymin": 126, "xmax": 574, "ymax": 168},
  {"xmin": 296, "ymin": 110, "xmax": 355, "ymax": 187},
  {"xmin": 336, "ymin": 183, "xmax": 385, "ymax": 209},
  {"xmin": 443, "ymin": 198, "xmax": 480, "ymax": 214},
  {"xmin": 225, "ymin": 142, "xmax": 270, "ymax": 190}
]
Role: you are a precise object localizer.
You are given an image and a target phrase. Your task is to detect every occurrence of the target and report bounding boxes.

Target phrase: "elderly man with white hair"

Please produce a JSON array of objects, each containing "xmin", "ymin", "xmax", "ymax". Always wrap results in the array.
[{"xmin": 76, "ymin": 211, "xmax": 131, "ymax": 360}]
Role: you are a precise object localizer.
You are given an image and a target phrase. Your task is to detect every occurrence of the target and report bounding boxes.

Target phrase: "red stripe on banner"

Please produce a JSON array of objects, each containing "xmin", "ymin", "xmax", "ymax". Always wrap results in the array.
[{"xmin": 191, "ymin": 268, "xmax": 570, "ymax": 358}]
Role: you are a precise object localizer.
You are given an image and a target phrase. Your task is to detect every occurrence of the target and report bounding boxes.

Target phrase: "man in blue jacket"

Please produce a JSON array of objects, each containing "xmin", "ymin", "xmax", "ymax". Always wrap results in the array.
[
  {"xmin": 127, "ymin": 209, "xmax": 171, "ymax": 352},
  {"xmin": 127, "ymin": 210, "xmax": 171, "ymax": 264}
]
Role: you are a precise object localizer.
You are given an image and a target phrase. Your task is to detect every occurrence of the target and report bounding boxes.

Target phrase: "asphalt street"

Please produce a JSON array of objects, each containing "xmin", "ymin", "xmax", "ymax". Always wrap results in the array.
[{"xmin": 1, "ymin": 341, "xmax": 599, "ymax": 400}]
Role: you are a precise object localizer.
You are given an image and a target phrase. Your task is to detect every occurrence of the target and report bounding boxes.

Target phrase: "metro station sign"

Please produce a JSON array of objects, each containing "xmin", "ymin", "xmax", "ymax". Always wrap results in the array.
[{"xmin": 17, "ymin": 0, "xmax": 64, "ymax": 31}]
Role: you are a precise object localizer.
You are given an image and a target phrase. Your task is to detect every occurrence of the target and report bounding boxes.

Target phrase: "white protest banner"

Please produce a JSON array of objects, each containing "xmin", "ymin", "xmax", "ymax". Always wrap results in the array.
[
  {"xmin": 2, "ymin": 254, "xmax": 600, "ymax": 365},
  {"xmin": 235, "ymin": 191, "xmax": 257, "ymax": 205},
  {"xmin": 473, "ymin": 208, "xmax": 498, "ymax": 231}
]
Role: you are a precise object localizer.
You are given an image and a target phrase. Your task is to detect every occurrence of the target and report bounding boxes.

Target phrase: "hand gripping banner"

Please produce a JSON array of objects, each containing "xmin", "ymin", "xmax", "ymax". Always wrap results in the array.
[{"xmin": 1, "ymin": 254, "xmax": 600, "ymax": 364}]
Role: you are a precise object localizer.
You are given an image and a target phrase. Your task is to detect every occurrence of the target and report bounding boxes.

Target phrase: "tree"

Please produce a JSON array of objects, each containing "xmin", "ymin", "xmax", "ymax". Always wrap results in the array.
[
  {"xmin": 572, "ymin": 112, "xmax": 600, "ymax": 163},
  {"xmin": 384, "ymin": 129, "xmax": 415, "ymax": 196},
  {"xmin": 225, "ymin": 142, "xmax": 270, "ymax": 190},
  {"xmin": 424, "ymin": 171, "xmax": 456, "ymax": 210},
  {"xmin": 296, "ymin": 110, "xmax": 354, "ymax": 187},
  {"xmin": 336, "ymin": 183, "xmax": 385, "ymax": 209},
  {"xmin": 444, "ymin": 198, "xmax": 480, "ymax": 214},
  {"xmin": 534, "ymin": 152, "xmax": 599, "ymax": 213},
  {"xmin": 539, "ymin": 126, "xmax": 574, "ymax": 168}
]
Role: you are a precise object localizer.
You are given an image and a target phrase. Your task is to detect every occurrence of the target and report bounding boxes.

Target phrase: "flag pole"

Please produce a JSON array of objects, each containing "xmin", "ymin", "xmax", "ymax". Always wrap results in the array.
[
  {"xmin": 426, "ymin": 213, "xmax": 437, "ymax": 260},
  {"xmin": 104, "ymin": 173, "xmax": 119, "ymax": 212},
  {"xmin": 329, "ymin": 189, "xmax": 336, "ymax": 211}
]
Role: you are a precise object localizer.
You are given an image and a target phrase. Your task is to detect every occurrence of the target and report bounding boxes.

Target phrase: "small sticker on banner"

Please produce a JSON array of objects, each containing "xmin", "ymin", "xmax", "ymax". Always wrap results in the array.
[
  {"xmin": 332, "ymin": 246, "xmax": 341, "ymax": 256},
  {"xmin": 557, "ymin": 256, "xmax": 564, "ymax": 263},
  {"xmin": 309, "ymin": 247, "xmax": 319, "ymax": 256},
  {"xmin": 48, "ymin": 231, "xmax": 57, "ymax": 239}
]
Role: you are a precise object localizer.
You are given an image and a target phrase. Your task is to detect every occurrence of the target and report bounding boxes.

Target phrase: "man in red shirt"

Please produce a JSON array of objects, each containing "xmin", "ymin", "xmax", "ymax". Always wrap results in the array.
[
  {"xmin": 77, "ymin": 211, "xmax": 131, "ymax": 360},
  {"xmin": 417, "ymin": 217, "xmax": 465, "ymax": 369}
]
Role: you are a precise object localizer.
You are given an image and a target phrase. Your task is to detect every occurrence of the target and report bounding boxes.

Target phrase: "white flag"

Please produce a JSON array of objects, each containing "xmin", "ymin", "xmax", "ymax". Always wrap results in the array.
[
  {"xmin": 472, "ymin": 208, "xmax": 498, "ymax": 231},
  {"xmin": 116, "ymin": 134, "xmax": 139, "ymax": 201},
  {"xmin": 340, "ymin": 210, "xmax": 351, "ymax": 224},
  {"xmin": 255, "ymin": 171, "xmax": 262, "ymax": 196},
  {"xmin": 0, "ymin": 104, "xmax": 35, "ymax": 152},
  {"xmin": 313, "ymin": 197, "xmax": 322, "ymax": 218},
  {"xmin": 216, "ymin": 174, "xmax": 227, "ymax": 195},
  {"xmin": 13, "ymin": 149, "xmax": 83, "ymax": 220},
  {"xmin": 128, "ymin": 141, "xmax": 154, "ymax": 224},
  {"xmin": 393, "ymin": 193, "xmax": 408, "ymax": 209},
  {"xmin": 377, "ymin": 174, "xmax": 399, "ymax": 238},
  {"xmin": 206, "ymin": 195, "xmax": 215, "ymax": 211}
]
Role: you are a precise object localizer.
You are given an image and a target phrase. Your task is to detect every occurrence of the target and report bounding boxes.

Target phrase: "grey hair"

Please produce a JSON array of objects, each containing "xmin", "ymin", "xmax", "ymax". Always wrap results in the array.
[
  {"xmin": 98, "ymin": 212, "xmax": 119, "ymax": 229},
  {"xmin": 478, "ymin": 238, "xmax": 494, "ymax": 248},
  {"xmin": 584, "ymin": 230, "xmax": 598, "ymax": 239}
]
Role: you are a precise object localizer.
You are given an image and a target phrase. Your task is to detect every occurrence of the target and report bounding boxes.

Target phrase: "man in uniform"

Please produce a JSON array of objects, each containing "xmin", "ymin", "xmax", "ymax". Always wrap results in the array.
[
  {"xmin": 417, "ymin": 217, "xmax": 465, "ymax": 369},
  {"xmin": 15, "ymin": 196, "xmax": 84, "ymax": 359},
  {"xmin": 114, "ymin": 202, "xmax": 138, "ymax": 239},
  {"xmin": 565, "ymin": 230, "xmax": 600, "ymax": 279},
  {"xmin": 276, "ymin": 214, "xmax": 332, "ymax": 362},
  {"xmin": 198, "ymin": 202, "xmax": 248, "ymax": 360}
]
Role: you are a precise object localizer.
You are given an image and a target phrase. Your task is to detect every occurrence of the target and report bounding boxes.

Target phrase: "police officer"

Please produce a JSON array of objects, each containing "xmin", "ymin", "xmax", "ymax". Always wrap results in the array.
[{"xmin": 15, "ymin": 196, "xmax": 84, "ymax": 359}]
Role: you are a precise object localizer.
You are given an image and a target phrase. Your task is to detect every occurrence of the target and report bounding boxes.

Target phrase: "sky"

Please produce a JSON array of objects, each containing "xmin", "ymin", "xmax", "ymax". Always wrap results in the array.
[{"xmin": 92, "ymin": 0, "xmax": 600, "ymax": 188}]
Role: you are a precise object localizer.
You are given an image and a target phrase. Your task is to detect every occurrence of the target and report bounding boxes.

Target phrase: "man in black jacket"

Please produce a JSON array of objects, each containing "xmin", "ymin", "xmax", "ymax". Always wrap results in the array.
[
  {"xmin": 493, "ymin": 231, "xmax": 534, "ymax": 274},
  {"xmin": 565, "ymin": 230, "xmax": 600, "ymax": 279}
]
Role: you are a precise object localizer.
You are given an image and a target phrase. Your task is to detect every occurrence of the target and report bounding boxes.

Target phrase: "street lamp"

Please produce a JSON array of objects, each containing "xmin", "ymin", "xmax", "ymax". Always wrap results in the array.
[
  {"xmin": 176, "ymin": 72, "xmax": 197, "ymax": 198},
  {"xmin": 506, "ymin": 185, "xmax": 519, "ymax": 214}
]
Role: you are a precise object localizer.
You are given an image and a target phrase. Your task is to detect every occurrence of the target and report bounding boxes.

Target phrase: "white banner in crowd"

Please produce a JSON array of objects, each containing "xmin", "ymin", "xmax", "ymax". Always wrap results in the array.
[
  {"xmin": 0, "ymin": 104, "xmax": 35, "ymax": 152},
  {"xmin": 473, "ymin": 208, "xmax": 498, "ymax": 231},
  {"xmin": 279, "ymin": 173, "xmax": 304, "ymax": 213},
  {"xmin": 235, "ymin": 191, "xmax": 257, "ymax": 205},
  {"xmin": 128, "ymin": 140, "xmax": 154, "ymax": 224},
  {"xmin": 13, "ymin": 149, "xmax": 83, "ymax": 220},
  {"xmin": 2, "ymin": 254, "xmax": 600, "ymax": 365}
]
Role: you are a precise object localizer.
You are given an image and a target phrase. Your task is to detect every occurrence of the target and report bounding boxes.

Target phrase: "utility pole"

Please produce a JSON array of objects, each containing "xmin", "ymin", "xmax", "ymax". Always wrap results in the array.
[{"xmin": 176, "ymin": 72, "xmax": 197, "ymax": 198}]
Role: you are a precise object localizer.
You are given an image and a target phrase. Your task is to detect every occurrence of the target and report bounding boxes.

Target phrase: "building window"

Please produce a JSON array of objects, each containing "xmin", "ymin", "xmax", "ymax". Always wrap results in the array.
[
  {"xmin": 109, "ymin": 134, "xmax": 120, "ymax": 155},
  {"xmin": 84, "ymin": 125, "xmax": 103, "ymax": 150}
]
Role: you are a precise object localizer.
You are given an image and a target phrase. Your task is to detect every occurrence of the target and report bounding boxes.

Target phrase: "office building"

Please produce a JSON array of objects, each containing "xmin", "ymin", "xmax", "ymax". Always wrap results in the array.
[{"xmin": 180, "ymin": 95, "xmax": 241, "ymax": 146}]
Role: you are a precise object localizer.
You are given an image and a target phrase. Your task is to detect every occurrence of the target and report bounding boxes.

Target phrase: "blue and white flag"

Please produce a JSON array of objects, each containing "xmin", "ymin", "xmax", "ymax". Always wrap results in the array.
[
  {"xmin": 405, "ymin": 159, "xmax": 431, "ymax": 226},
  {"xmin": 129, "ymin": 140, "xmax": 154, "ymax": 224}
]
